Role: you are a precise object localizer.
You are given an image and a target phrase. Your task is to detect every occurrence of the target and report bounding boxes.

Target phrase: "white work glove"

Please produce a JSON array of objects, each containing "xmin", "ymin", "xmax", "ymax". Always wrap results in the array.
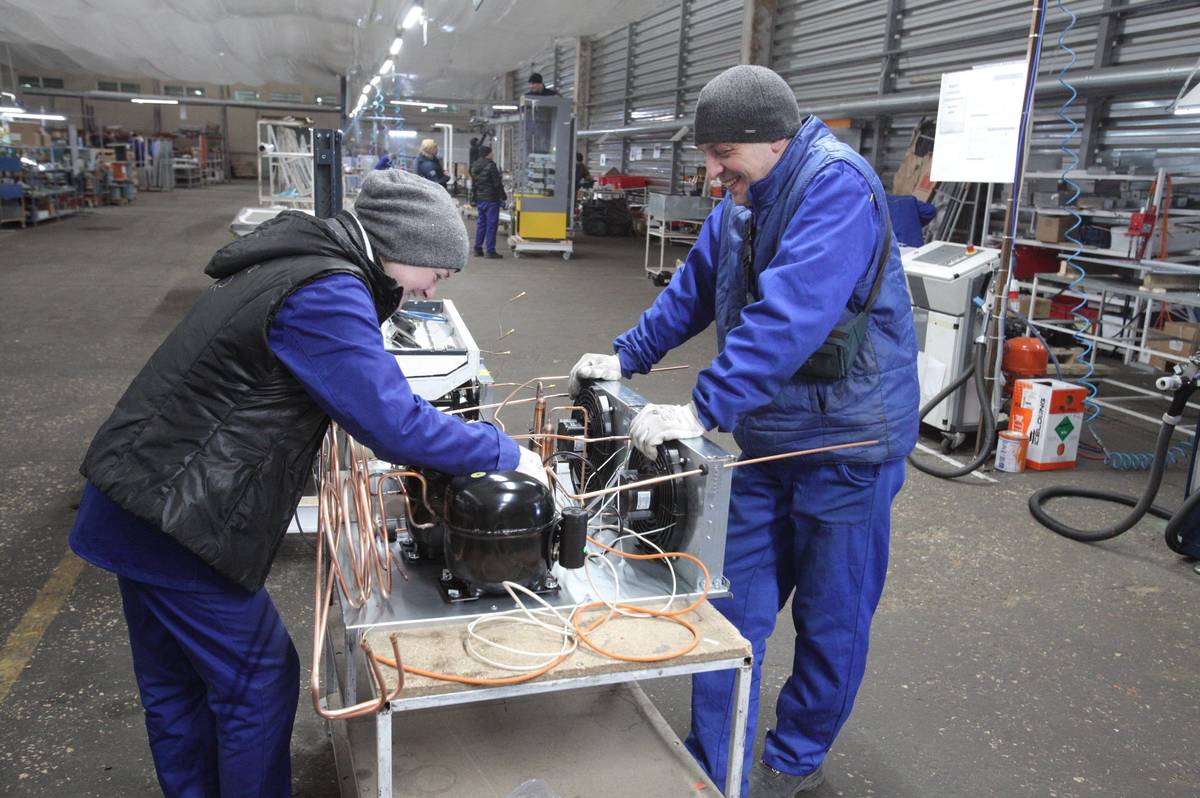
[
  {"xmin": 514, "ymin": 446, "xmax": 549, "ymax": 486},
  {"xmin": 568, "ymin": 353, "xmax": 622, "ymax": 397},
  {"xmin": 627, "ymin": 403, "xmax": 707, "ymax": 459}
]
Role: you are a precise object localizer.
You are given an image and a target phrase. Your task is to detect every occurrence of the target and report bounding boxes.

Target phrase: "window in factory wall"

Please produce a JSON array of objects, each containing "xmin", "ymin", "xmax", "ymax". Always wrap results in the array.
[
  {"xmin": 19, "ymin": 75, "xmax": 64, "ymax": 89},
  {"xmin": 98, "ymin": 80, "xmax": 142, "ymax": 93},
  {"xmin": 233, "ymin": 90, "xmax": 260, "ymax": 101},
  {"xmin": 165, "ymin": 86, "xmax": 207, "ymax": 97},
  {"xmin": 270, "ymin": 92, "xmax": 304, "ymax": 104}
]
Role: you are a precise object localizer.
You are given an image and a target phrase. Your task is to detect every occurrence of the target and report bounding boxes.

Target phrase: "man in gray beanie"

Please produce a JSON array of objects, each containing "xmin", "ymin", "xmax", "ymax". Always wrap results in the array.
[
  {"xmin": 567, "ymin": 64, "xmax": 918, "ymax": 796},
  {"xmin": 69, "ymin": 167, "xmax": 542, "ymax": 795}
]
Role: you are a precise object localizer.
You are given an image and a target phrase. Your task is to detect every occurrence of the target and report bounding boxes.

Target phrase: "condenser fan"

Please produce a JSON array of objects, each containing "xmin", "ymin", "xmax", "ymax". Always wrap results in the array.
[
  {"xmin": 571, "ymin": 386, "xmax": 618, "ymax": 491},
  {"xmin": 621, "ymin": 444, "xmax": 688, "ymax": 554}
]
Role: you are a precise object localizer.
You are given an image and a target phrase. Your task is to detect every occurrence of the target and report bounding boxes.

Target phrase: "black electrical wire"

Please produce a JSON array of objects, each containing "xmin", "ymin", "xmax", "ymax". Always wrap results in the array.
[{"xmin": 908, "ymin": 340, "xmax": 996, "ymax": 480}]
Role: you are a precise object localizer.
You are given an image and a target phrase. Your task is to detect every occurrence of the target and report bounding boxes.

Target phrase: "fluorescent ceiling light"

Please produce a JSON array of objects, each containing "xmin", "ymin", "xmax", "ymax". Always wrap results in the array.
[
  {"xmin": 389, "ymin": 37, "xmax": 403, "ymax": 55},
  {"xmin": 361, "ymin": 84, "xmax": 373, "ymax": 95},
  {"xmin": 0, "ymin": 105, "xmax": 24, "ymax": 113},
  {"xmin": 131, "ymin": 97, "xmax": 178, "ymax": 105},
  {"xmin": 390, "ymin": 99, "xmax": 448, "ymax": 108},
  {"xmin": 370, "ymin": 75, "xmax": 381, "ymax": 87},
  {"xmin": 492, "ymin": 104, "xmax": 517, "ymax": 111},
  {"xmin": 379, "ymin": 59, "xmax": 394, "ymax": 75},
  {"xmin": 387, "ymin": 129, "xmax": 419, "ymax": 137},
  {"xmin": 402, "ymin": 5, "xmax": 424, "ymax": 29},
  {"xmin": 4, "ymin": 111, "xmax": 67, "ymax": 121}
]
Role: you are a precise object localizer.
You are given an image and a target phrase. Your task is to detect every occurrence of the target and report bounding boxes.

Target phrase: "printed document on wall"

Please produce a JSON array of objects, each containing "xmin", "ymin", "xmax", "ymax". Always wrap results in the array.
[{"xmin": 931, "ymin": 60, "xmax": 1026, "ymax": 184}]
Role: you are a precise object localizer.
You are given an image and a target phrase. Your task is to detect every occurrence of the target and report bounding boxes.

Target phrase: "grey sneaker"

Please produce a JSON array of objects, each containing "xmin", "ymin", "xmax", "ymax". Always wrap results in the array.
[{"xmin": 748, "ymin": 761, "xmax": 825, "ymax": 796}]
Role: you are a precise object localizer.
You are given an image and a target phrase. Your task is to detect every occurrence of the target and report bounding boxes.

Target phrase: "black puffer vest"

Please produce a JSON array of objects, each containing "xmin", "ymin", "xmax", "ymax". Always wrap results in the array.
[{"xmin": 81, "ymin": 211, "xmax": 401, "ymax": 591}]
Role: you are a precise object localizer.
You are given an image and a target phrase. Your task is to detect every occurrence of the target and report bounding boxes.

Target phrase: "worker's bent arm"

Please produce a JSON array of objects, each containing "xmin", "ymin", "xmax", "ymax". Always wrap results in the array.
[
  {"xmin": 612, "ymin": 203, "xmax": 724, "ymax": 375},
  {"xmin": 268, "ymin": 274, "xmax": 520, "ymax": 474}
]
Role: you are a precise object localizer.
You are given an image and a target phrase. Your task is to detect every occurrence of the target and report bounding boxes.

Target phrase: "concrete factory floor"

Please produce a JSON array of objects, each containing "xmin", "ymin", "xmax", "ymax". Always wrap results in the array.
[{"xmin": 1, "ymin": 183, "xmax": 1196, "ymax": 797}]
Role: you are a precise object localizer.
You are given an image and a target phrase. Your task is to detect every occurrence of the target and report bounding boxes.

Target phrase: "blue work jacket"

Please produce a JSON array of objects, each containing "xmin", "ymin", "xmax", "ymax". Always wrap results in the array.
[{"xmin": 614, "ymin": 117, "xmax": 919, "ymax": 463}]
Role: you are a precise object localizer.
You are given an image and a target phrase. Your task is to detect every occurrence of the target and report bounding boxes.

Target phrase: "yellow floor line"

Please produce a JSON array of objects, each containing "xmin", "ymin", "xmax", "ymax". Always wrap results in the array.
[{"xmin": 0, "ymin": 549, "xmax": 86, "ymax": 706}]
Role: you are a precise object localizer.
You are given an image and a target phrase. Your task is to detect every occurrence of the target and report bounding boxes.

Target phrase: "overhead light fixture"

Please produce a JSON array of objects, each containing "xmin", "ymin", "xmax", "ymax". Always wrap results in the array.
[
  {"xmin": 370, "ymin": 75, "xmax": 382, "ymax": 87},
  {"xmin": 0, "ymin": 105, "xmax": 25, "ymax": 114},
  {"xmin": 131, "ymin": 97, "xmax": 179, "ymax": 105},
  {"xmin": 389, "ymin": 37, "xmax": 403, "ymax": 55},
  {"xmin": 492, "ymin": 104, "xmax": 517, "ymax": 111},
  {"xmin": 386, "ymin": 129, "xmax": 419, "ymax": 137},
  {"xmin": 3, "ymin": 111, "xmax": 67, "ymax": 121},
  {"xmin": 390, "ymin": 99, "xmax": 448, "ymax": 109},
  {"xmin": 402, "ymin": 5, "xmax": 424, "ymax": 30},
  {"xmin": 361, "ymin": 85, "xmax": 372, "ymax": 95},
  {"xmin": 379, "ymin": 59, "xmax": 394, "ymax": 75},
  {"xmin": 420, "ymin": 107, "xmax": 428, "ymax": 112}
]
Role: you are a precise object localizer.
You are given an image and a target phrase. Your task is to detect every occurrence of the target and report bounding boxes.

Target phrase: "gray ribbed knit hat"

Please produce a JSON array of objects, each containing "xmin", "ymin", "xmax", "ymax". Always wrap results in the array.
[
  {"xmin": 354, "ymin": 169, "xmax": 468, "ymax": 270},
  {"xmin": 694, "ymin": 65, "xmax": 802, "ymax": 145}
]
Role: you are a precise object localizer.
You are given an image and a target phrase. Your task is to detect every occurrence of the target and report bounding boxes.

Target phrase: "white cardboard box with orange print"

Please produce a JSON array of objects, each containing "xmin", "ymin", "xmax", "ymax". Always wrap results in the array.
[{"xmin": 1009, "ymin": 379, "xmax": 1089, "ymax": 471}]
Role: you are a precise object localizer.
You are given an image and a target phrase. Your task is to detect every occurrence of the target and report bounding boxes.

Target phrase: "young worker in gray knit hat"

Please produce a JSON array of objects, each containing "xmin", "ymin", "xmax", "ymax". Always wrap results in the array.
[
  {"xmin": 69, "ymin": 168, "xmax": 542, "ymax": 796},
  {"xmin": 567, "ymin": 64, "xmax": 919, "ymax": 796}
]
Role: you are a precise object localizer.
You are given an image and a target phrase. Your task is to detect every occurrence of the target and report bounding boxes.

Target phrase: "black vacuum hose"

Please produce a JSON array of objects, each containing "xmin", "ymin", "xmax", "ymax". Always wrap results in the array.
[
  {"xmin": 1030, "ymin": 381, "xmax": 1197, "ymax": 543},
  {"xmin": 908, "ymin": 340, "xmax": 996, "ymax": 480}
]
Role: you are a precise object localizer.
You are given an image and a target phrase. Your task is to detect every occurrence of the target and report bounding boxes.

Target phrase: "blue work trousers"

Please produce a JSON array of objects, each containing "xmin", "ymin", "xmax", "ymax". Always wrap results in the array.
[
  {"xmin": 117, "ymin": 576, "xmax": 300, "ymax": 798},
  {"xmin": 474, "ymin": 200, "xmax": 500, "ymax": 254},
  {"xmin": 685, "ymin": 458, "xmax": 905, "ymax": 794}
]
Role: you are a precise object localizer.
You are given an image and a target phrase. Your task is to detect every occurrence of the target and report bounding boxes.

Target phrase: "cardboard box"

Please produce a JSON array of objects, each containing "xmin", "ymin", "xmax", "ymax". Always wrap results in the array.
[
  {"xmin": 1148, "ymin": 321, "xmax": 1200, "ymax": 371},
  {"xmin": 1010, "ymin": 379, "xmax": 1088, "ymax": 471},
  {"xmin": 891, "ymin": 122, "xmax": 936, "ymax": 202},
  {"xmin": 1035, "ymin": 214, "xmax": 1073, "ymax": 243}
]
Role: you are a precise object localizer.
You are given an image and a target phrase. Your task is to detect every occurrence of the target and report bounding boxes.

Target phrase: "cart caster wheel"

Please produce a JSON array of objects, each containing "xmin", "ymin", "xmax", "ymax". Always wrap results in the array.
[
  {"xmin": 562, "ymin": 251, "xmax": 572, "ymax": 261},
  {"xmin": 651, "ymin": 272, "xmax": 671, "ymax": 287}
]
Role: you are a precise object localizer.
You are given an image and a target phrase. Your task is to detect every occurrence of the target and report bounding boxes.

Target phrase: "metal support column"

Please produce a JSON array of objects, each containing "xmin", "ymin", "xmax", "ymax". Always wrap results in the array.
[
  {"xmin": 313, "ymin": 128, "xmax": 343, "ymax": 219},
  {"xmin": 870, "ymin": 0, "xmax": 904, "ymax": 170},
  {"xmin": 1079, "ymin": 0, "xmax": 1124, "ymax": 168},
  {"xmin": 574, "ymin": 37, "xmax": 593, "ymax": 163},
  {"xmin": 670, "ymin": 0, "xmax": 690, "ymax": 194},
  {"xmin": 739, "ymin": 0, "xmax": 777, "ymax": 66},
  {"xmin": 620, "ymin": 23, "xmax": 634, "ymax": 173}
]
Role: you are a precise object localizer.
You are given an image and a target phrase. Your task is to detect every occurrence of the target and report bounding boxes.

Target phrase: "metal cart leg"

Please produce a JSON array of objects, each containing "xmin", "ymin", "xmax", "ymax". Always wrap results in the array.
[
  {"xmin": 725, "ymin": 657, "xmax": 753, "ymax": 798},
  {"xmin": 344, "ymin": 629, "xmax": 359, "ymax": 705},
  {"xmin": 376, "ymin": 703, "xmax": 393, "ymax": 798}
]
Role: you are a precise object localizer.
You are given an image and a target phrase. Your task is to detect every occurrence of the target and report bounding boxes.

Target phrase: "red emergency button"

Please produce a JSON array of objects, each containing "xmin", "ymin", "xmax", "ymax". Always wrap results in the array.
[{"xmin": 966, "ymin": 245, "xmax": 976, "ymax": 254}]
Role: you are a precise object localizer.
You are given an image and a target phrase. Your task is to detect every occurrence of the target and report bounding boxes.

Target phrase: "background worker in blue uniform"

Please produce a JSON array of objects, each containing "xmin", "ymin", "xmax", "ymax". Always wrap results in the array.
[
  {"xmin": 69, "ymin": 169, "xmax": 542, "ymax": 798},
  {"xmin": 568, "ymin": 65, "xmax": 919, "ymax": 796}
]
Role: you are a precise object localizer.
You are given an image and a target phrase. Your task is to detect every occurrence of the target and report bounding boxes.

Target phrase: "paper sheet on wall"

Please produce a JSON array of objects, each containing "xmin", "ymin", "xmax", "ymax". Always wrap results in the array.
[{"xmin": 930, "ymin": 60, "xmax": 1026, "ymax": 184}]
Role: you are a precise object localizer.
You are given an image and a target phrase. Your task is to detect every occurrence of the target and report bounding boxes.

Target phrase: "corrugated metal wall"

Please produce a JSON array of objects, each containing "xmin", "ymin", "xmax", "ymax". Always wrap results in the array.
[
  {"xmin": 771, "ymin": 0, "xmax": 1199, "ymax": 179},
  {"xmin": 497, "ymin": 0, "xmax": 1198, "ymax": 191}
]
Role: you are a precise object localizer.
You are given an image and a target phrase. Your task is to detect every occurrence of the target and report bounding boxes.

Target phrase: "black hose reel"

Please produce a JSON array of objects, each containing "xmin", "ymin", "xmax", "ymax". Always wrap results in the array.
[{"xmin": 1029, "ymin": 353, "xmax": 1200, "ymax": 556}]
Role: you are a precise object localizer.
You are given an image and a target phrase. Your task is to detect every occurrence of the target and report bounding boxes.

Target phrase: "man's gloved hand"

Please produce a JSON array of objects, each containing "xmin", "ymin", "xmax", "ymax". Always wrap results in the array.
[
  {"xmin": 515, "ymin": 445, "xmax": 549, "ymax": 486},
  {"xmin": 627, "ymin": 403, "xmax": 707, "ymax": 459},
  {"xmin": 568, "ymin": 353, "xmax": 622, "ymax": 397}
]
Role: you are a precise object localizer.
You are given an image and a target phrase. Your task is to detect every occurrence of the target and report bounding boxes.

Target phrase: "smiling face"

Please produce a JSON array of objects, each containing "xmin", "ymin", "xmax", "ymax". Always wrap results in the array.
[
  {"xmin": 698, "ymin": 139, "xmax": 790, "ymax": 205},
  {"xmin": 382, "ymin": 261, "xmax": 454, "ymax": 300}
]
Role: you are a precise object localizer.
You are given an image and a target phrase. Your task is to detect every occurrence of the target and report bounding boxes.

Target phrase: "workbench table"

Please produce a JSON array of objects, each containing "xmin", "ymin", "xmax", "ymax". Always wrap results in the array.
[{"xmin": 324, "ymin": 600, "xmax": 753, "ymax": 798}]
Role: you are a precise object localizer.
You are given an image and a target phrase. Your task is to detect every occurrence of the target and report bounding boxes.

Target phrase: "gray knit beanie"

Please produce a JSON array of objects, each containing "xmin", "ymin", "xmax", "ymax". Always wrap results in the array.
[
  {"xmin": 354, "ymin": 169, "xmax": 468, "ymax": 270},
  {"xmin": 694, "ymin": 65, "xmax": 802, "ymax": 145}
]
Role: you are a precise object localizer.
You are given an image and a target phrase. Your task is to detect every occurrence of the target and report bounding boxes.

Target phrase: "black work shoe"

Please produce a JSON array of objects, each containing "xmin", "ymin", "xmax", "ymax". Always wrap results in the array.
[
  {"xmin": 473, "ymin": 248, "xmax": 484, "ymax": 257},
  {"xmin": 486, "ymin": 251, "xmax": 503, "ymax": 259},
  {"xmin": 748, "ymin": 761, "xmax": 825, "ymax": 796}
]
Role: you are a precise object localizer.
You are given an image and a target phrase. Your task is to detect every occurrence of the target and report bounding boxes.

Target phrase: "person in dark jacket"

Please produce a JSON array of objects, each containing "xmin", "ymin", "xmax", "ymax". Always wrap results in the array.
[
  {"xmin": 69, "ymin": 169, "xmax": 542, "ymax": 797},
  {"xmin": 526, "ymin": 72, "xmax": 559, "ymax": 96},
  {"xmin": 414, "ymin": 138, "xmax": 449, "ymax": 188},
  {"xmin": 374, "ymin": 151, "xmax": 393, "ymax": 170},
  {"xmin": 469, "ymin": 145, "xmax": 505, "ymax": 259},
  {"xmin": 567, "ymin": 65, "xmax": 918, "ymax": 797},
  {"xmin": 575, "ymin": 151, "xmax": 593, "ymax": 190}
]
